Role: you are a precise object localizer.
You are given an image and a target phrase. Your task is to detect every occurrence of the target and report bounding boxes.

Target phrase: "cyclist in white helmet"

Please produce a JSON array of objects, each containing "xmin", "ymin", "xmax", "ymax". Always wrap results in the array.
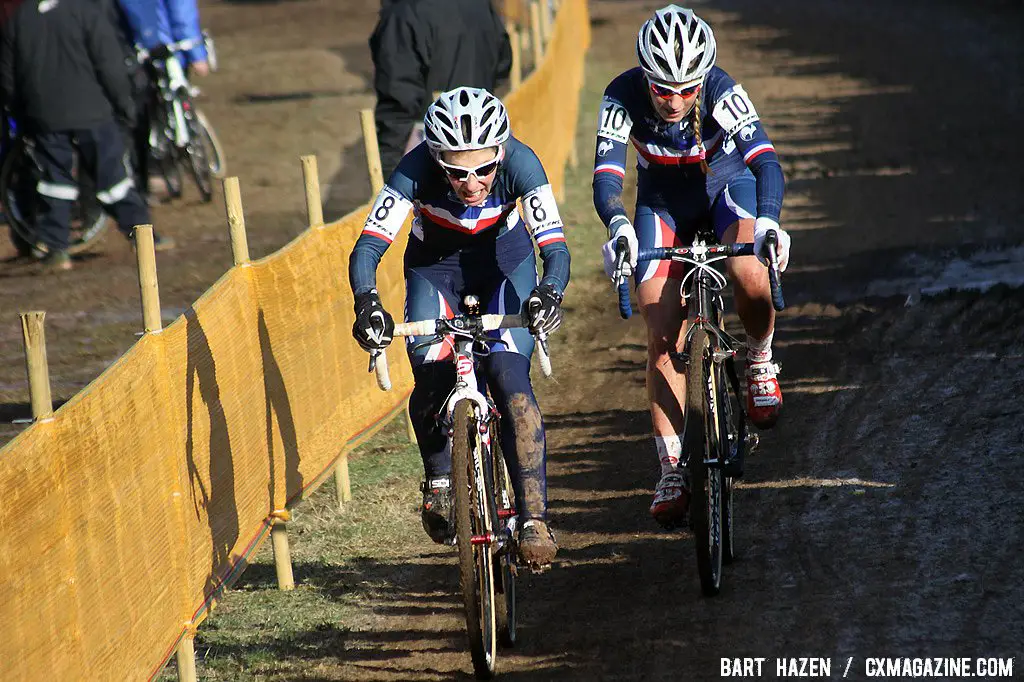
[
  {"xmin": 592, "ymin": 5, "xmax": 792, "ymax": 527},
  {"xmin": 348, "ymin": 87, "xmax": 571, "ymax": 568}
]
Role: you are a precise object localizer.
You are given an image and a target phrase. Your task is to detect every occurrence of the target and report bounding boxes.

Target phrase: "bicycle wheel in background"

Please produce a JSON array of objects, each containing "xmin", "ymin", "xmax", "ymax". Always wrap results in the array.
[
  {"xmin": 685, "ymin": 328, "xmax": 725, "ymax": 597},
  {"xmin": 490, "ymin": 420, "xmax": 517, "ymax": 648},
  {"xmin": 184, "ymin": 110, "xmax": 213, "ymax": 202},
  {"xmin": 1, "ymin": 139, "xmax": 109, "ymax": 257},
  {"xmin": 451, "ymin": 399, "xmax": 498, "ymax": 679},
  {"xmin": 195, "ymin": 110, "xmax": 226, "ymax": 179}
]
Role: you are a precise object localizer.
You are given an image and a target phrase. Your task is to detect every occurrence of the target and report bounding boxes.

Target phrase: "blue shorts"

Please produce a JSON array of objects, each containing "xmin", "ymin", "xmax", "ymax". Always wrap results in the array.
[
  {"xmin": 634, "ymin": 173, "xmax": 756, "ymax": 285},
  {"xmin": 404, "ymin": 247, "xmax": 538, "ymax": 367}
]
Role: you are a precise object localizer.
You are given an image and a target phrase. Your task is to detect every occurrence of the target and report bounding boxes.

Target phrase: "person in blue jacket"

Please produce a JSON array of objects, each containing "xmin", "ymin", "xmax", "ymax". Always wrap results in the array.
[
  {"xmin": 348, "ymin": 87, "xmax": 570, "ymax": 569},
  {"xmin": 592, "ymin": 5, "xmax": 793, "ymax": 527},
  {"xmin": 116, "ymin": 0, "xmax": 209, "ymax": 200}
]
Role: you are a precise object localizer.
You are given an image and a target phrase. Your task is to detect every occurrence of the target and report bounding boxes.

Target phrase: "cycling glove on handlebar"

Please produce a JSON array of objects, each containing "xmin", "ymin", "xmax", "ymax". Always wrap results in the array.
[
  {"xmin": 524, "ymin": 283, "xmax": 563, "ymax": 336},
  {"xmin": 352, "ymin": 290, "xmax": 395, "ymax": 351}
]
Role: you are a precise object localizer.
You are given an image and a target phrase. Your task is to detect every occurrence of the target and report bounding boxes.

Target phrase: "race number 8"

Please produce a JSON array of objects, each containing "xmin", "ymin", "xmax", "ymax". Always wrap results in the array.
[
  {"xmin": 375, "ymin": 195, "xmax": 395, "ymax": 221},
  {"xmin": 528, "ymin": 195, "xmax": 547, "ymax": 222}
]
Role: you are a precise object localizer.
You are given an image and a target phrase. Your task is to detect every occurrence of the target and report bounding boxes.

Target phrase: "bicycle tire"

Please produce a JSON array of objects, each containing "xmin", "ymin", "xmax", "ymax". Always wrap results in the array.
[
  {"xmin": 685, "ymin": 328, "xmax": 724, "ymax": 596},
  {"xmin": 195, "ymin": 110, "xmax": 227, "ymax": 179},
  {"xmin": 490, "ymin": 420, "xmax": 517, "ymax": 648},
  {"xmin": 717, "ymin": 359, "xmax": 740, "ymax": 565},
  {"xmin": 1, "ymin": 139, "xmax": 109, "ymax": 257},
  {"xmin": 184, "ymin": 109, "xmax": 213, "ymax": 202},
  {"xmin": 451, "ymin": 399, "xmax": 498, "ymax": 679}
]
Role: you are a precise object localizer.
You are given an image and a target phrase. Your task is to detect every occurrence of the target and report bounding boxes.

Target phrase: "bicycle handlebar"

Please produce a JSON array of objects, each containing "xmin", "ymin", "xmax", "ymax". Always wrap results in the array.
[
  {"xmin": 614, "ymin": 230, "xmax": 786, "ymax": 316},
  {"xmin": 371, "ymin": 313, "xmax": 552, "ymax": 391},
  {"xmin": 135, "ymin": 37, "xmax": 204, "ymax": 63}
]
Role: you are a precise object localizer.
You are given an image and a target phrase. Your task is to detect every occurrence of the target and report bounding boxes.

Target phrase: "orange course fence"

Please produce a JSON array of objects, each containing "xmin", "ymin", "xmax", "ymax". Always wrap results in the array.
[{"xmin": 0, "ymin": 0, "xmax": 589, "ymax": 679}]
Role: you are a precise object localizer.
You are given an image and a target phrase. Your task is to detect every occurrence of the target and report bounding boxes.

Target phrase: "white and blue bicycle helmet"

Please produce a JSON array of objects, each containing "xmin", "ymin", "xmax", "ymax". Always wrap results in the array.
[
  {"xmin": 637, "ymin": 5, "xmax": 717, "ymax": 87},
  {"xmin": 424, "ymin": 87, "xmax": 511, "ymax": 154}
]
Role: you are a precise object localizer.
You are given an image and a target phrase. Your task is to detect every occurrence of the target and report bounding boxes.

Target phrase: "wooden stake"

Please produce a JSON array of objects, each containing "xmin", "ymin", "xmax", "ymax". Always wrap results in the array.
[
  {"xmin": 538, "ymin": 0, "xmax": 551, "ymax": 44},
  {"xmin": 509, "ymin": 25, "xmax": 523, "ymax": 90},
  {"xmin": 223, "ymin": 177, "xmax": 250, "ymax": 265},
  {"xmin": 359, "ymin": 110, "xmax": 385, "ymax": 196},
  {"xmin": 300, "ymin": 155, "xmax": 324, "ymax": 228},
  {"xmin": 529, "ymin": 1, "xmax": 544, "ymax": 69},
  {"xmin": 404, "ymin": 397, "xmax": 418, "ymax": 445},
  {"xmin": 134, "ymin": 225, "xmax": 162, "ymax": 333},
  {"xmin": 269, "ymin": 511, "xmax": 295, "ymax": 590},
  {"xmin": 19, "ymin": 311, "xmax": 53, "ymax": 422},
  {"xmin": 175, "ymin": 633, "xmax": 198, "ymax": 682},
  {"xmin": 334, "ymin": 454, "xmax": 351, "ymax": 510}
]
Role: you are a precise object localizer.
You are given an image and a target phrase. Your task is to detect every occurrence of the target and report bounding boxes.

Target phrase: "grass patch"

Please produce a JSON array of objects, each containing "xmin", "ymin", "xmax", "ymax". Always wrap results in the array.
[{"xmin": 157, "ymin": 417, "xmax": 424, "ymax": 681}]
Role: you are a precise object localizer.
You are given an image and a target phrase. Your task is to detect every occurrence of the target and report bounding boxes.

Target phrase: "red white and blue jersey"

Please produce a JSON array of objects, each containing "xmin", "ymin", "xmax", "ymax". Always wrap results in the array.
[
  {"xmin": 592, "ymin": 66, "xmax": 784, "ymax": 233},
  {"xmin": 350, "ymin": 136, "xmax": 570, "ymax": 296}
]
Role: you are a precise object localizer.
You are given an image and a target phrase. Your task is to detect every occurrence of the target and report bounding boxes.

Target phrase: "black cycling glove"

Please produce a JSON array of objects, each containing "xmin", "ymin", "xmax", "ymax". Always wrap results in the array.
[
  {"xmin": 523, "ymin": 283, "xmax": 563, "ymax": 335},
  {"xmin": 352, "ymin": 290, "xmax": 395, "ymax": 351}
]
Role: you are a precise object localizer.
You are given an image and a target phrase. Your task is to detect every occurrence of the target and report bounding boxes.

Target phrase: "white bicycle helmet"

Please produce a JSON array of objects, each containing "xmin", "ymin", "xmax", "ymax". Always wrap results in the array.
[
  {"xmin": 423, "ymin": 87, "xmax": 510, "ymax": 153},
  {"xmin": 636, "ymin": 5, "xmax": 717, "ymax": 87}
]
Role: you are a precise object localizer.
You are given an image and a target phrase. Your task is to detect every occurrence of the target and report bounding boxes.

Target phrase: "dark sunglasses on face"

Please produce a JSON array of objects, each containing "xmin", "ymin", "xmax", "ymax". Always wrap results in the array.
[
  {"xmin": 649, "ymin": 80, "xmax": 701, "ymax": 100},
  {"xmin": 438, "ymin": 156, "xmax": 501, "ymax": 181}
]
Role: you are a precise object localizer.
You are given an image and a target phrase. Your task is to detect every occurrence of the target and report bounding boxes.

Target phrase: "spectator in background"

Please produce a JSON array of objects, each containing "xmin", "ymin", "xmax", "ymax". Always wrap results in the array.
[
  {"xmin": 115, "ymin": 0, "xmax": 209, "ymax": 202},
  {"xmin": 0, "ymin": 0, "xmax": 174, "ymax": 272},
  {"xmin": 369, "ymin": 0, "xmax": 513, "ymax": 179}
]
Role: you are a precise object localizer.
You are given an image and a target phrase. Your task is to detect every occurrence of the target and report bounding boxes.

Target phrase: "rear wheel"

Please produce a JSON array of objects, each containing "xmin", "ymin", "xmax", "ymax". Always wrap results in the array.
[
  {"xmin": 451, "ymin": 399, "xmax": 498, "ymax": 679},
  {"xmin": 685, "ymin": 328, "xmax": 724, "ymax": 597},
  {"xmin": 195, "ymin": 110, "xmax": 226, "ymax": 179},
  {"xmin": 490, "ymin": 419, "xmax": 517, "ymax": 648},
  {"xmin": 184, "ymin": 106, "xmax": 213, "ymax": 202},
  {"xmin": 1, "ymin": 139, "xmax": 109, "ymax": 257}
]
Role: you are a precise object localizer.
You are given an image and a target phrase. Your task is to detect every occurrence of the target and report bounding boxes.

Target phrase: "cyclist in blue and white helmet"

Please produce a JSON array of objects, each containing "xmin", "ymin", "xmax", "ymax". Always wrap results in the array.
[
  {"xmin": 592, "ymin": 5, "xmax": 792, "ymax": 528},
  {"xmin": 348, "ymin": 87, "xmax": 572, "ymax": 569}
]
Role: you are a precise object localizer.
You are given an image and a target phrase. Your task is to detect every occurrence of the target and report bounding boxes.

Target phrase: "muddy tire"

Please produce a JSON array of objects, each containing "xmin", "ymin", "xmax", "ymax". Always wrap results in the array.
[
  {"xmin": 451, "ymin": 399, "xmax": 497, "ymax": 679},
  {"xmin": 490, "ymin": 420, "xmax": 517, "ymax": 648},
  {"xmin": 685, "ymin": 328, "xmax": 724, "ymax": 597}
]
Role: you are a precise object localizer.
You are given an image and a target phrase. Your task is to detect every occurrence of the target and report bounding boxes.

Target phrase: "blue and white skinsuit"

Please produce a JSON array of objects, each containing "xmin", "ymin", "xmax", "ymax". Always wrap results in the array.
[
  {"xmin": 349, "ymin": 138, "xmax": 571, "ymax": 522},
  {"xmin": 592, "ymin": 66, "xmax": 785, "ymax": 282}
]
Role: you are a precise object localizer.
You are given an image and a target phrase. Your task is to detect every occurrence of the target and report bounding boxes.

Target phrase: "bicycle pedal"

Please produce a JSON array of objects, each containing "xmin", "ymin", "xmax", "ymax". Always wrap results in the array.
[
  {"xmin": 745, "ymin": 432, "xmax": 760, "ymax": 454},
  {"xmin": 713, "ymin": 349, "xmax": 735, "ymax": 363},
  {"xmin": 521, "ymin": 560, "xmax": 552, "ymax": 574}
]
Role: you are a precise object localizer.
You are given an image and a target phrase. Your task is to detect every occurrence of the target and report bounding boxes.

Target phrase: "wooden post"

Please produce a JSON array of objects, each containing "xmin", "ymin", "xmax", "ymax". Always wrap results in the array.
[
  {"xmin": 509, "ymin": 25, "xmax": 523, "ymax": 90},
  {"xmin": 359, "ymin": 110, "xmax": 385, "ymax": 196},
  {"xmin": 269, "ymin": 510, "xmax": 295, "ymax": 590},
  {"xmin": 175, "ymin": 632, "xmax": 198, "ymax": 682},
  {"xmin": 134, "ymin": 225, "xmax": 163, "ymax": 333},
  {"xmin": 19, "ymin": 311, "xmax": 54, "ymax": 422},
  {"xmin": 529, "ymin": 1, "xmax": 544, "ymax": 69},
  {"xmin": 300, "ymin": 155, "xmax": 324, "ymax": 228},
  {"xmin": 334, "ymin": 454, "xmax": 351, "ymax": 510},
  {"xmin": 404, "ymin": 397, "xmax": 417, "ymax": 445},
  {"xmin": 223, "ymin": 177, "xmax": 250, "ymax": 265},
  {"xmin": 538, "ymin": 0, "xmax": 551, "ymax": 44}
]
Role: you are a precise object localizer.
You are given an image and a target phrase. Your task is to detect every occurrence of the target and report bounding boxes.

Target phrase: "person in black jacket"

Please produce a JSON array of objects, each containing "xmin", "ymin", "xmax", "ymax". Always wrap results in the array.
[
  {"xmin": 0, "ymin": 0, "xmax": 173, "ymax": 271},
  {"xmin": 369, "ymin": 0, "xmax": 513, "ymax": 179}
]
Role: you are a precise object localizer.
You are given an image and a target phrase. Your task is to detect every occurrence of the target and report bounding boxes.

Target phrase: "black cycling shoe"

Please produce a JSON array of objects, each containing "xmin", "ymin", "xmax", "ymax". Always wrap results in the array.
[{"xmin": 420, "ymin": 477, "xmax": 455, "ymax": 545}]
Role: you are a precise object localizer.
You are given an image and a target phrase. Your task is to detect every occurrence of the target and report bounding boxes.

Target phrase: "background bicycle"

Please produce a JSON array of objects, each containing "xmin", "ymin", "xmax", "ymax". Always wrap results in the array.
[
  {"xmin": 373, "ymin": 296, "xmax": 552, "ymax": 679},
  {"xmin": 135, "ymin": 33, "xmax": 226, "ymax": 203},
  {"xmin": 616, "ymin": 230, "xmax": 784, "ymax": 596},
  {"xmin": 0, "ymin": 117, "xmax": 109, "ymax": 258}
]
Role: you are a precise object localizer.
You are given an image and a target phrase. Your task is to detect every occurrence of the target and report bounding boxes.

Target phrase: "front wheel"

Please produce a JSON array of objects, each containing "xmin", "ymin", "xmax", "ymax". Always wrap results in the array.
[
  {"xmin": 184, "ymin": 106, "xmax": 213, "ymax": 202},
  {"xmin": 685, "ymin": 328, "xmax": 724, "ymax": 597},
  {"xmin": 451, "ymin": 399, "xmax": 498, "ymax": 679},
  {"xmin": 490, "ymin": 420, "xmax": 517, "ymax": 648},
  {"xmin": 195, "ymin": 110, "xmax": 226, "ymax": 179}
]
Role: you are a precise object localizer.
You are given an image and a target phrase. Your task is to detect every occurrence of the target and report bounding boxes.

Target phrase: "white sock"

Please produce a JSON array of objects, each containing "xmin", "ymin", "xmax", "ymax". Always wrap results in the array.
[
  {"xmin": 655, "ymin": 435, "xmax": 683, "ymax": 476},
  {"xmin": 746, "ymin": 330, "xmax": 774, "ymax": 364}
]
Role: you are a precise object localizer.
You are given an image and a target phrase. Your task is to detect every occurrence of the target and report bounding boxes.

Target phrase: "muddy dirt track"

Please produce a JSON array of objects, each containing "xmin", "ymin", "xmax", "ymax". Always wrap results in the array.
[{"xmin": 4, "ymin": 0, "xmax": 1024, "ymax": 679}]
